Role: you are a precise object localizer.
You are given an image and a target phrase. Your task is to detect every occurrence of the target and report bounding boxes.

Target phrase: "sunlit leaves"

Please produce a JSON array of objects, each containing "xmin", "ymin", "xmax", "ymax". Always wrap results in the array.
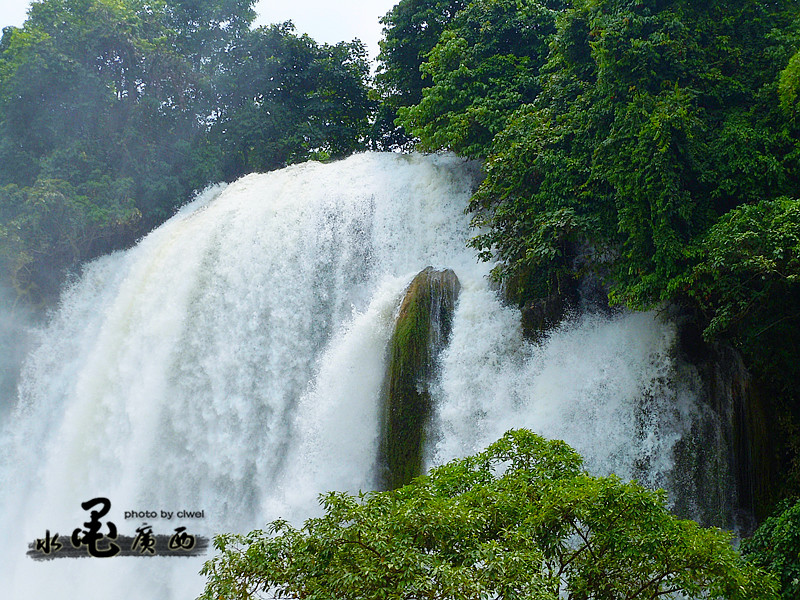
[
  {"xmin": 779, "ymin": 50, "xmax": 800, "ymax": 120},
  {"xmin": 373, "ymin": 0, "xmax": 467, "ymax": 149},
  {"xmin": 200, "ymin": 429, "xmax": 776, "ymax": 600}
]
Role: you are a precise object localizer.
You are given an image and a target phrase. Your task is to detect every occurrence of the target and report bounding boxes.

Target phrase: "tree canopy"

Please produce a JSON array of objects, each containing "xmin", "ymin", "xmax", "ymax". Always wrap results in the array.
[
  {"xmin": 383, "ymin": 0, "xmax": 799, "ymax": 319},
  {"xmin": 0, "ymin": 0, "xmax": 372, "ymax": 303},
  {"xmin": 206, "ymin": 22, "xmax": 372, "ymax": 181},
  {"xmin": 372, "ymin": 0, "xmax": 467, "ymax": 149},
  {"xmin": 397, "ymin": 0, "xmax": 565, "ymax": 159},
  {"xmin": 200, "ymin": 429, "xmax": 776, "ymax": 600},
  {"xmin": 459, "ymin": 0, "xmax": 800, "ymax": 304}
]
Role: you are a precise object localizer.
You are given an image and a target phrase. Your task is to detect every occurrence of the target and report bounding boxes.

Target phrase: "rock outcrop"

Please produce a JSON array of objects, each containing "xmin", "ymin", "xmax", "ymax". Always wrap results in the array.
[{"xmin": 380, "ymin": 267, "xmax": 460, "ymax": 490}]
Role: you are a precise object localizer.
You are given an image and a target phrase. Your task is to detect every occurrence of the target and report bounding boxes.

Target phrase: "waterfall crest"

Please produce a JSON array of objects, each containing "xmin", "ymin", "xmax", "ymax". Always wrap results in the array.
[{"xmin": 0, "ymin": 153, "xmax": 721, "ymax": 599}]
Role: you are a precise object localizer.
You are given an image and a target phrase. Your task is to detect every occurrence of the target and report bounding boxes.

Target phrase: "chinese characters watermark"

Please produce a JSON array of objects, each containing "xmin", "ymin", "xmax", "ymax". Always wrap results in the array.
[{"xmin": 27, "ymin": 497, "xmax": 209, "ymax": 560}]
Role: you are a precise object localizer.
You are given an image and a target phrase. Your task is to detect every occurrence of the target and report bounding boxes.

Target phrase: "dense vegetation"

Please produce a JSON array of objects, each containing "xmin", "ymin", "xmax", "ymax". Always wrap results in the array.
[
  {"xmin": 378, "ymin": 0, "xmax": 800, "ymax": 509},
  {"xmin": 742, "ymin": 497, "xmax": 800, "ymax": 600},
  {"xmin": 0, "ymin": 0, "xmax": 371, "ymax": 303},
  {"xmin": 200, "ymin": 429, "xmax": 777, "ymax": 600},
  {"xmin": 3, "ymin": 0, "xmax": 800, "ymax": 589}
]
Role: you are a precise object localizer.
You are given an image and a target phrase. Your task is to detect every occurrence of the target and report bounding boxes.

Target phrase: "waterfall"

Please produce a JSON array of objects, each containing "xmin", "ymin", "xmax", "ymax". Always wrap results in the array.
[{"xmin": 0, "ymin": 152, "xmax": 720, "ymax": 599}]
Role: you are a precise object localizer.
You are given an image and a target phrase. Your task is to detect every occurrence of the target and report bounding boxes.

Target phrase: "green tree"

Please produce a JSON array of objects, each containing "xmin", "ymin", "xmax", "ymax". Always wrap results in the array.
[
  {"xmin": 0, "ymin": 180, "xmax": 140, "ymax": 298},
  {"xmin": 163, "ymin": 0, "xmax": 256, "ymax": 68},
  {"xmin": 398, "ymin": 0, "xmax": 565, "ymax": 159},
  {"xmin": 742, "ymin": 498, "xmax": 800, "ymax": 600},
  {"xmin": 779, "ymin": 50, "xmax": 800, "ymax": 120},
  {"xmin": 0, "ymin": 0, "xmax": 370, "ymax": 302},
  {"xmin": 686, "ymin": 197, "xmax": 800, "ymax": 384},
  {"xmin": 200, "ymin": 430, "xmax": 775, "ymax": 600},
  {"xmin": 206, "ymin": 22, "xmax": 372, "ymax": 181},
  {"xmin": 0, "ymin": 0, "xmax": 208, "ymax": 301},
  {"xmin": 681, "ymin": 197, "xmax": 800, "ymax": 494},
  {"xmin": 372, "ymin": 0, "xmax": 467, "ymax": 149},
  {"xmin": 464, "ymin": 0, "xmax": 799, "ymax": 305}
]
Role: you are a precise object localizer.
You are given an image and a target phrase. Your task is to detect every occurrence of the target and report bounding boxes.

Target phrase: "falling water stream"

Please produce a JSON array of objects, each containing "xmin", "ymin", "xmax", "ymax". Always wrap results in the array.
[{"xmin": 0, "ymin": 153, "xmax": 715, "ymax": 599}]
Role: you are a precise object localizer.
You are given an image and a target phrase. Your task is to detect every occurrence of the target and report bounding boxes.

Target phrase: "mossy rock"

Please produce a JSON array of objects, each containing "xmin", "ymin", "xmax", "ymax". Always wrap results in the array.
[
  {"xmin": 380, "ymin": 267, "xmax": 460, "ymax": 490},
  {"xmin": 501, "ymin": 264, "xmax": 582, "ymax": 339}
]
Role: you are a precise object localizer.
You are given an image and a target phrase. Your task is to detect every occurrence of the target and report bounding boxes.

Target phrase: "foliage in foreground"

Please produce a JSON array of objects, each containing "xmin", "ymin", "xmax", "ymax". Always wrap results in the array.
[
  {"xmin": 199, "ymin": 430, "xmax": 776, "ymax": 600},
  {"xmin": 742, "ymin": 497, "xmax": 800, "ymax": 600}
]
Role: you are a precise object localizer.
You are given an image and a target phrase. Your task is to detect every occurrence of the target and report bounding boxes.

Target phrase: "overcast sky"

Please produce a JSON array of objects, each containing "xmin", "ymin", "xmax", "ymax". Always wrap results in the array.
[{"xmin": 0, "ymin": 0, "xmax": 399, "ymax": 62}]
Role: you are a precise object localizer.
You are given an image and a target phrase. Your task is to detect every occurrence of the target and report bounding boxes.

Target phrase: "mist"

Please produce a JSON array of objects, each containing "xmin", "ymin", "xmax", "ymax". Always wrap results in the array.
[{"xmin": 0, "ymin": 284, "xmax": 35, "ymax": 416}]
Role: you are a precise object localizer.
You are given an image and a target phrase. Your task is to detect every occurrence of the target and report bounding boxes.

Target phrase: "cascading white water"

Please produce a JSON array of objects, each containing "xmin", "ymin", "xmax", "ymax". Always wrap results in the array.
[
  {"xmin": 429, "ymin": 307, "xmax": 698, "ymax": 489},
  {"xmin": 0, "ymin": 153, "xmax": 707, "ymax": 599}
]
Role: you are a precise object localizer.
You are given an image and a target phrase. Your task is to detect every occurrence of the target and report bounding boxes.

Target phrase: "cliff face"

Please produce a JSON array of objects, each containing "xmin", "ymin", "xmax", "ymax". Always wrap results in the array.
[
  {"xmin": 508, "ymin": 274, "xmax": 776, "ymax": 530},
  {"xmin": 380, "ymin": 267, "xmax": 461, "ymax": 490},
  {"xmin": 672, "ymin": 322, "xmax": 774, "ymax": 530}
]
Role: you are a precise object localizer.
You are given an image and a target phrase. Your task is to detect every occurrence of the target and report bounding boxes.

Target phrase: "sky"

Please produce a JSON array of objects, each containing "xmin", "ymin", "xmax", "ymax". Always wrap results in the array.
[{"xmin": 0, "ymin": 0, "xmax": 399, "ymax": 62}]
